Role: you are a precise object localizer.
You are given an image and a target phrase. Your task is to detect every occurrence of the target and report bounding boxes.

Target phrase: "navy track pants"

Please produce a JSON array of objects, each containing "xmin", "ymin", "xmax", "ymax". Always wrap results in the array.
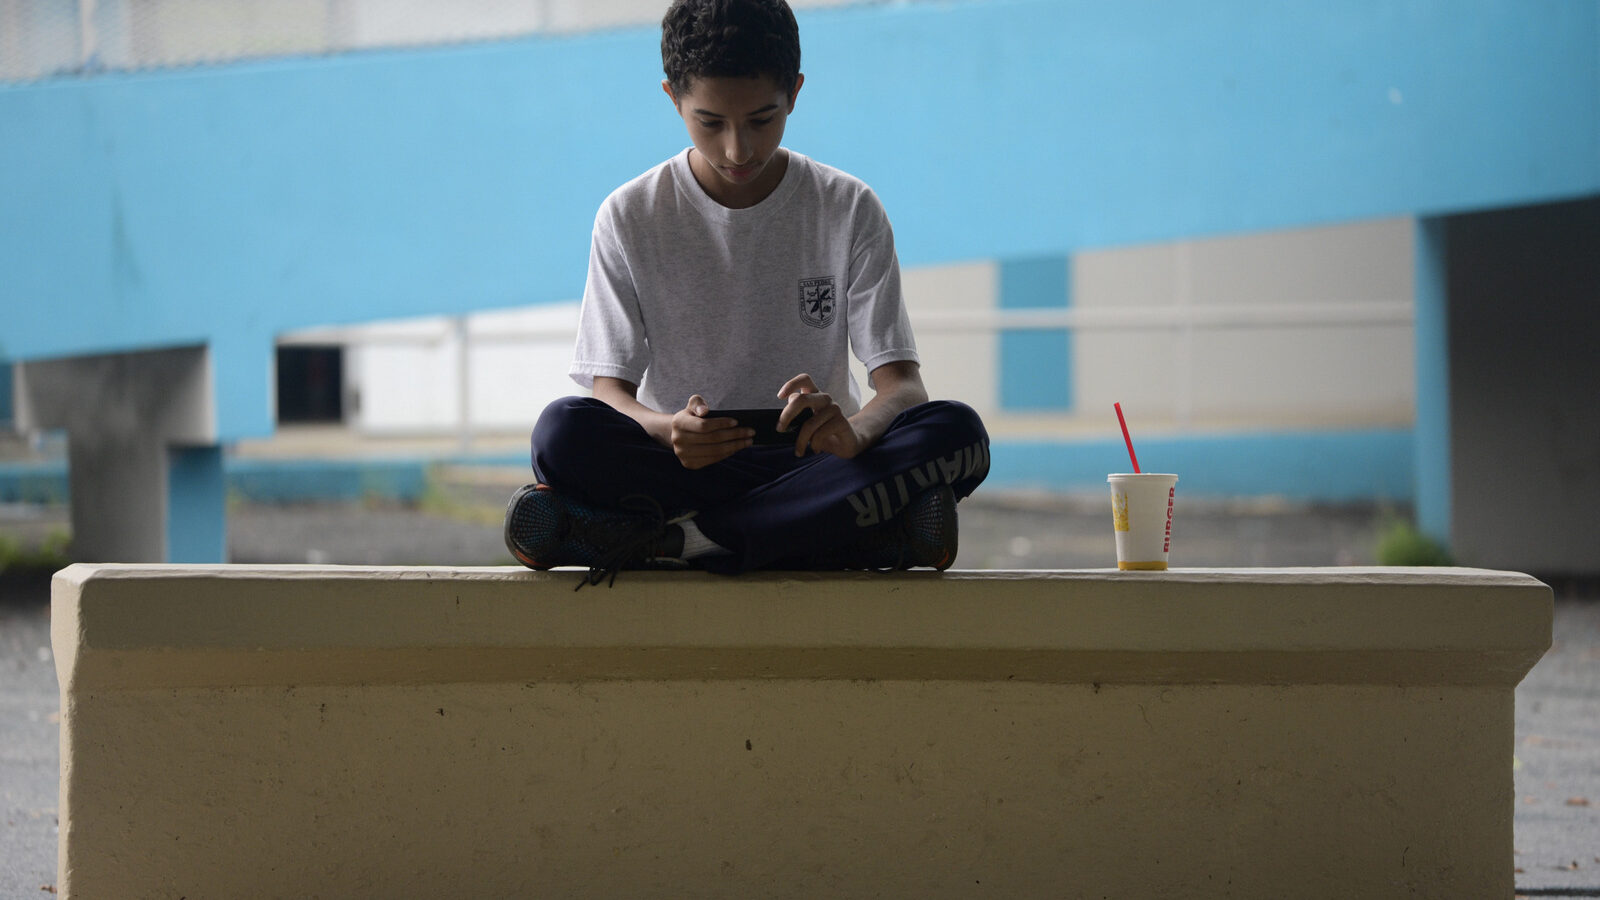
[{"xmin": 529, "ymin": 397, "xmax": 990, "ymax": 573}]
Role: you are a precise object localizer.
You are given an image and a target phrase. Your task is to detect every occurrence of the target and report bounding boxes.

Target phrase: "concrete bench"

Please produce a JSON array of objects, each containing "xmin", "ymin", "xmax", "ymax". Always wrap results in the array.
[{"xmin": 52, "ymin": 564, "xmax": 1550, "ymax": 899}]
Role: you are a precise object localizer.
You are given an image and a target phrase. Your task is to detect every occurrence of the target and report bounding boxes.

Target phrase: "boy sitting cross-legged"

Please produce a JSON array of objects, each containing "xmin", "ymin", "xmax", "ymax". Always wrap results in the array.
[{"xmin": 506, "ymin": 0, "xmax": 989, "ymax": 587}]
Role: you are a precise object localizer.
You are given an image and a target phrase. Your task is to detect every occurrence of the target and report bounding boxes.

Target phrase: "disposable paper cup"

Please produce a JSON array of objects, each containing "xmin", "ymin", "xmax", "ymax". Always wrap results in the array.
[{"xmin": 1107, "ymin": 473, "xmax": 1177, "ymax": 571}]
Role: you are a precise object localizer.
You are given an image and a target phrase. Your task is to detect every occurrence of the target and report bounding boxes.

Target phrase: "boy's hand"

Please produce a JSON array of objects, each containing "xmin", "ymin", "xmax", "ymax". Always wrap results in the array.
[
  {"xmin": 777, "ymin": 374, "xmax": 867, "ymax": 459},
  {"xmin": 671, "ymin": 394, "xmax": 754, "ymax": 469}
]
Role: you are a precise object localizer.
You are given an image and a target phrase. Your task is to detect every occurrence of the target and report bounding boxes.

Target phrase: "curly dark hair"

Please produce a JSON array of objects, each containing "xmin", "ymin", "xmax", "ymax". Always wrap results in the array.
[{"xmin": 661, "ymin": 0, "xmax": 801, "ymax": 98}]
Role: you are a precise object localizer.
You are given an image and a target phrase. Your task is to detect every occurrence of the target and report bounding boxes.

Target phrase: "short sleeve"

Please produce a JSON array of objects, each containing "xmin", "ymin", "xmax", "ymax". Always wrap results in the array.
[
  {"xmin": 569, "ymin": 202, "xmax": 650, "ymax": 390},
  {"xmin": 846, "ymin": 189, "xmax": 919, "ymax": 375}
]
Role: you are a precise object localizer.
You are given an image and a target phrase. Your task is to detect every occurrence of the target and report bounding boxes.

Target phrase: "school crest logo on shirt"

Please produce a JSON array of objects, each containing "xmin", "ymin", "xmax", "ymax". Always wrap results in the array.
[{"xmin": 798, "ymin": 276, "xmax": 837, "ymax": 329}]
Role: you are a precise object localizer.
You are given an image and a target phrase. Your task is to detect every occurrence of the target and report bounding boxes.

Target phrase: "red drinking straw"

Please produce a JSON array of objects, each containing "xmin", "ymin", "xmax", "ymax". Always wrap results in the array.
[{"xmin": 1114, "ymin": 402, "xmax": 1141, "ymax": 473}]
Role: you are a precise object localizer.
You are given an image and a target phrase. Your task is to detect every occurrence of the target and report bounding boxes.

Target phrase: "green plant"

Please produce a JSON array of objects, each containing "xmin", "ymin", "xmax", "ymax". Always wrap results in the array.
[
  {"xmin": 0, "ymin": 528, "xmax": 74, "ymax": 575},
  {"xmin": 1376, "ymin": 520, "xmax": 1454, "ymax": 567},
  {"xmin": 38, "ymin": 528, "xmax": 71, "ymax": 560},
  {"xmin": 417, "ymin": 466, "xmax": 504, "ymax": 526}
]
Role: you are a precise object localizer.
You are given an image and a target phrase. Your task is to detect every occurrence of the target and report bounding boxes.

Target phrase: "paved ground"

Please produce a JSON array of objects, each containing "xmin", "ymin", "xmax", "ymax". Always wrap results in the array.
[
  {"xmin": 0, "ymin": 583, "xmax": 58, "ymax": 900},
  {"xmin": 2, "ymin": 485, "xmax": 1596, "ymax": 897}
]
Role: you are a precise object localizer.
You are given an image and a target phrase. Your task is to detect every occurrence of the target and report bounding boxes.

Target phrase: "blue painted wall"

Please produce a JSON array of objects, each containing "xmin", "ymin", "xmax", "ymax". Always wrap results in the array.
[
  {"xmin": 2, "ymin": 0, "xmax": 1597, "ymax": 442},
  {"xmin": 998, "ymin": 256, "xmax": 1073, "ymax": 411},
  {"xmin": 991, "ymin": 429, "xmax": 1415, "ymax": 503}
]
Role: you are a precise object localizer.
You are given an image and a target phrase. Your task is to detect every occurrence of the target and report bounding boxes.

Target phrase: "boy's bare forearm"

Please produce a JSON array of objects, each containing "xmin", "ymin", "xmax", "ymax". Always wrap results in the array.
[
  {"xmin": 849, "ymin": 361, "xmax": 928, "ymax": 449},
  {"xmin": 593, "ymin": 376, "xmax": 674, "ymax": 445}
]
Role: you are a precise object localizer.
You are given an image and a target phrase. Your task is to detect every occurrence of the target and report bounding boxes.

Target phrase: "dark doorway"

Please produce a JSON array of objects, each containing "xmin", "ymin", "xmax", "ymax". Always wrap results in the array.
[
  {"xmin": 276, "ymin": 345, "xmax": 345, "ymax": 424},
  {"xmin": 0, "ymin": 362, "xmax": 12, "ymax": 427}
]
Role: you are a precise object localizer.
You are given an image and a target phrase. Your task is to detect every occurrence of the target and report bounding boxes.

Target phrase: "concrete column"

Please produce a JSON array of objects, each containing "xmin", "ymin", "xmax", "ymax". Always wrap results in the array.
[
  {"xmin": 1441, "ymin": 196, "xmax": 1600, "ymax": 576},
  {"xmin": 1412, "ymin": 217, "xmax": 1452, "ymax": 545},
  {"xmin": 64, "ymin": 430, "xmax": 166, "ymax": 561},
  {"xmin": 15, "ymin": 345, "xmax": 225, "ymax": 563}
]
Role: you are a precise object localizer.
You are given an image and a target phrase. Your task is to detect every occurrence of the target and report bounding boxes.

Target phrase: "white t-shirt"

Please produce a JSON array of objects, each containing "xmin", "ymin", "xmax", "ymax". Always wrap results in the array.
[{"xmin": 569, "ymin": 148, "xmax": 919, "ymax": 417}]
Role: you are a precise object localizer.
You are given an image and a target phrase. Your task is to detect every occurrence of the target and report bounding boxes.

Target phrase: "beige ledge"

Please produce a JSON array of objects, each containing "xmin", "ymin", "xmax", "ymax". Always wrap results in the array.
[{"xmin": 53, "ymin": 565, "xmax": 1550, "ymax": 899}]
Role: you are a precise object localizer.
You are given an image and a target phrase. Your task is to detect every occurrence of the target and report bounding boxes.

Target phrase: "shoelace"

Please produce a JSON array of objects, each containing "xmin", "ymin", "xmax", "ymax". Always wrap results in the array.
[{"xmin": 574, "ymin": 494, "xmax": 691, "ymax": 591}]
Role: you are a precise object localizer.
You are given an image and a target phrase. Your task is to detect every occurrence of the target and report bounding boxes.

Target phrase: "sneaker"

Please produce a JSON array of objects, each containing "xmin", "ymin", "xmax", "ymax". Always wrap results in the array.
[
  {"xmin": 504, "ymin": 484, "xmax": 688, "ymax": 588},
  {"xmin": 815, "ymin": 483, "xmax": 959, "ymax": 571}
]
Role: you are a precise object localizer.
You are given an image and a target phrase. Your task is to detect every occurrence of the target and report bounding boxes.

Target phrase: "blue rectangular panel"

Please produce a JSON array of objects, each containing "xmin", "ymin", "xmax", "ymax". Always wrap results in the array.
[
  {"xmin": 999, "ymin": 256, "xmax": 1072, "ymax": 411},
  {"xmin": 166, "ymin": 445, "xmax": 226, "ymax": 563}
]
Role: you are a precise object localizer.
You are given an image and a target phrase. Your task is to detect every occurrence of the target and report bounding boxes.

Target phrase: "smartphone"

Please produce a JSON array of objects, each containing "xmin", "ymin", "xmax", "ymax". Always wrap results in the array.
[{"xmin": 706, "ymin": 407, "xmax": 814, "ymax": 445}]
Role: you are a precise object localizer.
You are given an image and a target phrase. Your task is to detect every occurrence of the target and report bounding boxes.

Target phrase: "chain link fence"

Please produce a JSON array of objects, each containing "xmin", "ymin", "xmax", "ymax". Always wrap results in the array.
[{"xmin": 1, "ymin": 0, "xmax": 875, "ymax": 83}]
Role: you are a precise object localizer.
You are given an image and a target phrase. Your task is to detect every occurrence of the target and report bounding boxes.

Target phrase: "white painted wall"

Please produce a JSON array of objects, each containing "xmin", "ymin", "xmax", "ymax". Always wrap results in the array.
[
  {"xmin": 882, "ymin": 260, "xmax": 998, "ymax": 418},
  {"xmin": 1073, "ymin": 218, "xmax": 1415, "ymax": 431},
  {"xmin": 342, "ymin": 303, "xmax": 579, "ymax": 435}
]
